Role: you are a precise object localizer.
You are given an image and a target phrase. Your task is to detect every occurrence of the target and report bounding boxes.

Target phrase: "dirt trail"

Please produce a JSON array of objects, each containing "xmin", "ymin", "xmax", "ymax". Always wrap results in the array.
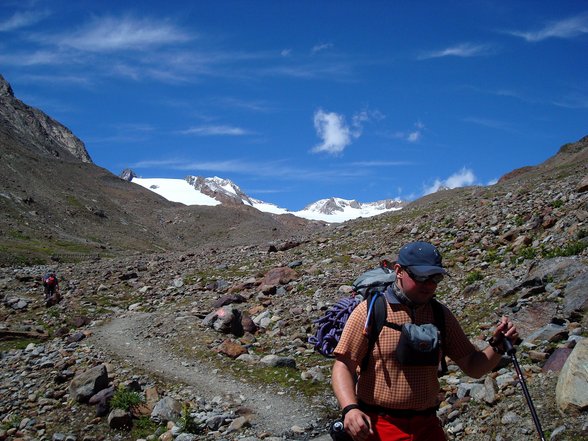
[{"xmin": 89, "ymin": 312, "xmax": 331, "ymax": 439}]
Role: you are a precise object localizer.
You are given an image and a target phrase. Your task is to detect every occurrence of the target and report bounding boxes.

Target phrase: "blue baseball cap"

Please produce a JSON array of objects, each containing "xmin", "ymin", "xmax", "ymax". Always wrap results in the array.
[{"xmin": 397, "ymin": 241, "xmax": 447, "ymax": 277}]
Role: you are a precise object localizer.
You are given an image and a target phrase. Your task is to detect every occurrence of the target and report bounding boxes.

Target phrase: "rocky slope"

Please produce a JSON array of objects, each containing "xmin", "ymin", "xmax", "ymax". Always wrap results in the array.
[
  {"xmin": 1, "ymin": 136, "xmax": 587, "ymax": 441},
  {"xmin": 0, "ymin": 74, "xmax": 91, "ymax": 164}
]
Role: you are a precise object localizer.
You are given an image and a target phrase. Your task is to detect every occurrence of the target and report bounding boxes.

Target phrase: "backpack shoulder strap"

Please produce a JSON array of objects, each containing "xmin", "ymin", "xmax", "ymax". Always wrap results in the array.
[
  {"xmin": 431, "ymin": 298, "xmax": 448, "ymax": 375},
  {"xmin": 360, "ymin": 291, "xmax": 394, "ymax": 371}
]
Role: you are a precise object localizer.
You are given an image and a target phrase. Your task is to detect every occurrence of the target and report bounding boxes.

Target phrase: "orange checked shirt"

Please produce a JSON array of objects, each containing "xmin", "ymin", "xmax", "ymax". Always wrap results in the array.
[{"xmin": 334, "ymin": 294, "xmax": 476, "ymax": 411}]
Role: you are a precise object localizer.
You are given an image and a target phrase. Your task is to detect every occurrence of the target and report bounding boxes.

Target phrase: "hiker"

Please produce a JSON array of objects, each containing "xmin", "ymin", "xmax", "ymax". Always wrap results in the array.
[
  {"xmin": 331, "ymin": 241, "xmax": 518, "ymax": 441},
  {"xmin": 42, "ymin": 271, "xmax": 60, "ymax": 306}
]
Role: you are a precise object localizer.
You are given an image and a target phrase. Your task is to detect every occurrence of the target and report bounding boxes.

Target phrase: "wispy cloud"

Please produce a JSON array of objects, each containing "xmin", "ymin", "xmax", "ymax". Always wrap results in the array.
[
  {"xmin": 388, "ymin": 121, "xmax": 425, "ymax": 143},
  {"xmin": 506, "ymin": 13, "xmax": 588, "ymax": 42},
  {"xmin": 179, "ymin": 125, "xmax": 251, "ymax": 136},
  {"xmin": 311, "ymin": 42, "xmax": 333, "ymax": 54},
  {"xmin": 463, "ymin": 116, "xmax": 515, "ymax": 131},
  {"xmin": 351, "ymin": 160, "xmax": 412, "ymax": 167},
  {"xmin": 131, "ymin": 157, "xmax": 372, "ymax": 182},
  {"xmin": 424, "ymin": 167, "xmax": 476, "ymax": 195},
  {"xmin": 418, "ymin": 43, "xmax": 492, "ymax": 60},
  {"xmin": 0, "ymin": 10, "xmax": 49, "ymax": 32},
  {"xmin": 0, "ymin": 50, "xmax": 64, "ymax": 66},
  {"xmin": 48, "ymin": 16, "xmax": 192, "ymax": 52}
]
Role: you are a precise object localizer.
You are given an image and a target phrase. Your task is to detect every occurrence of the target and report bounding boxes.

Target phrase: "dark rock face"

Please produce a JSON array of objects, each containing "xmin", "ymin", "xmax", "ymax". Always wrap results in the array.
[{"xmin": 0, "ymin": 74, "xmax": 92, "ymax": 163}]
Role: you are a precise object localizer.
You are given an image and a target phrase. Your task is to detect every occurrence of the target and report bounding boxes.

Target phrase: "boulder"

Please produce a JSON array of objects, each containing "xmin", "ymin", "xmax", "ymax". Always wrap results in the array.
[
  {"xmin": 556, "ymin": 338, "xmax": 588, "ymax": 413},
  {"xmin": 68, "ymin": 364, "xmax": 109, "ymax": 403}
]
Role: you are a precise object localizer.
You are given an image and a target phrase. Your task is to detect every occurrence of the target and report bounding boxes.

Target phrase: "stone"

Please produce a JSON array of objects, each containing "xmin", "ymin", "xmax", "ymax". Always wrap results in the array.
[
  {"xmin": 556, "ymin": 339, "xmax": 588, "ymax": 413},
  {"xmin": 151, "ymin": 396, "xmax": 182, "ymax": 424},
  {"xmin": 68, "ymin": 364, "xmax": 109, "ymax": 403},
  {"xmin": 107, "ymin": 408, "xmax": 132, "ymax": 429},
  {"xmin": 542, "ymin": 348, "xmax": 572, "ymax": 373}
]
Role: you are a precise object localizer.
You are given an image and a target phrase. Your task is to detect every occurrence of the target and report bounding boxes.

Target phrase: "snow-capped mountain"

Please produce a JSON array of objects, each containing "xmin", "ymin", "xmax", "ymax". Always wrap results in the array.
[{"xmin": 123, "ymin": 171, "xmax": 404, "ymax": 223}]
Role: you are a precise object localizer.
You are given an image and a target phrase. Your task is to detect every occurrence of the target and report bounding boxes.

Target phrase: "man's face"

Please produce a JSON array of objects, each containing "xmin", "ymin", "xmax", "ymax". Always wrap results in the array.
[{"xmin": 394, "ymin": 264, "xmax": 440, "ymax": 305}]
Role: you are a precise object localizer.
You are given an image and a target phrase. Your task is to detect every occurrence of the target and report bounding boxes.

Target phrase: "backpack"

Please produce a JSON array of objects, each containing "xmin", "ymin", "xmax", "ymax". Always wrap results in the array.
[
  {"xmin": 309, "ymin": 261, "xmax": 448, "ymax": 375},
  {"xmin": 44, "ymin": 274, "xmax": 57, "ymax": 287},
  {"xmin": 308, "ymin": 261, "xmax": 396, "ymax": 360}
]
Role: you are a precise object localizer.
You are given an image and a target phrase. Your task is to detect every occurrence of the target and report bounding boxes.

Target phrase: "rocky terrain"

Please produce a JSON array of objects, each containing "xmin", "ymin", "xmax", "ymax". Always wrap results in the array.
[{"xmin": 1, "ymin": 134, "xmax": 587, "ymax": 441}]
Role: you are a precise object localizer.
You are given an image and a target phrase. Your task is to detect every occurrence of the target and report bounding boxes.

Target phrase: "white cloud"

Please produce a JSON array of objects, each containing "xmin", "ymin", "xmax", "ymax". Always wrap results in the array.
[
  {"xmin": 311, "ymin": 43, "xmax": 333, "ymax": 54},
  {"xmin": 179, "ymin": 125, "xmax": 250, "ymax": 136},
  {"xmin": 389, "ymin": 121, "xmax": 424, "ymax": 143},
  {"xmin": 424, "ymin": 167, "xmax": 476, "ymax": 195},
  {"xmin": 0, "ymin": 10, "xmax": 49, "ymax": 32},
  {"xmin": 281, "ymin": 49, "xmax": 292, "ymax": 57},
  {"xmin": 312, "ymin": 109, "xmax": 352, "ymax": 155},
  {"xmin": 419, "ymin": 43, "xmax": 491, "ymax": 59},
  {"xmin": 507, "ymin": 13, "xmax": 588, "ymax": 42},
  {"xmin": 51, "ymin": 16, "xmax": 192, "ymax": 52}
]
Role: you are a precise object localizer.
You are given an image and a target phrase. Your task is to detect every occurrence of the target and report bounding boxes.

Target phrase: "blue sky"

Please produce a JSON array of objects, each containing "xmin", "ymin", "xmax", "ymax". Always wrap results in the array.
[{"xmin": 1, "ymin": 1, "xmax": 587, "ymax": 210}]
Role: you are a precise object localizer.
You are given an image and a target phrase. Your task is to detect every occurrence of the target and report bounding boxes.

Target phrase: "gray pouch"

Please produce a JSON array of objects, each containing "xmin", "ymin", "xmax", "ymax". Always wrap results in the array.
[{"xmin": 396, "ymin": 323, "xmax": 440, "ymax": 366}]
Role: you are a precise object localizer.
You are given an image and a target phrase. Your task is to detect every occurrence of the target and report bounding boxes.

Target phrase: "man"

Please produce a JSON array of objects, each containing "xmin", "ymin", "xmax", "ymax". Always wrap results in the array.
[
  {"xmin": 42, "ymin": 271, "xmax": 60, "ymax": 306},
  {"xmin": 332, "ymin": 241, "xmax": 518, "ymax": 441}
]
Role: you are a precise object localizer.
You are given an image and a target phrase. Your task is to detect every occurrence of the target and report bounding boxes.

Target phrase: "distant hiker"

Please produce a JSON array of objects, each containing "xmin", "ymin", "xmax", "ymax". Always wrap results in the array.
[
  {"xmin": 331, "ymin": 241, "xmax": 519, "ymax": 441},
  {"xmin": 42, "ymin": 271, "xmax": 60, "ymax": 306}
]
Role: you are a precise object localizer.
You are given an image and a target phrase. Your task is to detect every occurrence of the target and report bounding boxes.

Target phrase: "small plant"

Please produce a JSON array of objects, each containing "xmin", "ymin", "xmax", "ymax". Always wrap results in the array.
[
  {"xmin": 0, "ymin": 415, "xmax": 21, "ymax": 430},
  {"xmin": 517, "ymin": 246, "xmax": 537, "ymax": 260},
  {"xmin": 550, "ymin": 199, "xmax": 564, "ymax": 208},
  {"xmin": 464, "ymin": 270, "xmax": 483, "ymax": 285},
  {"xmin": 484, "ymin": 249, "xmax": 500, "ymax": 264},
  {"xmin": 178, "ymin": 403, "xmax": 203, "ymax": 434},
  {"xmin": 109, "ymin": 385, "xmax": 143, "ymax": 411}
]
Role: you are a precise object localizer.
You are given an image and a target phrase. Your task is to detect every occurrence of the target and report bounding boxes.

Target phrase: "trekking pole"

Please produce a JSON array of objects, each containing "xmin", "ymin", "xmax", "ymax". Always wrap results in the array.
[{"xmin": 503, "ymin": 337, "xmax": 546, "ymax": 441}]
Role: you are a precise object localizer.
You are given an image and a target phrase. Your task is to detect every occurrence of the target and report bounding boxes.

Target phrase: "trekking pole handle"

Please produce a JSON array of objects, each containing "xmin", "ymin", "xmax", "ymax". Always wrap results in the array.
[{"xmin": 502, "ymin": 335, "xmax": 516, "ymax": 355}]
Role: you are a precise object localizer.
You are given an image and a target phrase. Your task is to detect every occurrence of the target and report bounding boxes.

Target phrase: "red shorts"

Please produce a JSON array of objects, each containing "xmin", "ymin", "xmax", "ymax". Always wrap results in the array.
[{"xmin": 366, "ymin": 412, "xmax": 447, "ymax": 441}]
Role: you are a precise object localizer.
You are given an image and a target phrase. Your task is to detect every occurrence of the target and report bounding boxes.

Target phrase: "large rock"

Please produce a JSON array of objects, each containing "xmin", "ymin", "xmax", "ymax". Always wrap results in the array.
[
  {"xmin": 202, "ymin": 306, "xmax": 244, "ymax": 337},
  {"xmin": 151, "ymin": 396, "xmax": 182, "ymax": 424},
  {"xmin": 68, "ymin": 364, "xmax": 109, "ymax": 403},
  {"xmin": 563, "ymin": 272, "xmax": 588, "ymax": 318},
  {"xmin": 556, "ymin": 338, "xmax": 588, "ymax": 413}
]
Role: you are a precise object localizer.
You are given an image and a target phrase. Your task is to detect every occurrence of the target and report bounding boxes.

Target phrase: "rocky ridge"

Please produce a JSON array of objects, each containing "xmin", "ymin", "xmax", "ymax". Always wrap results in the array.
[
  {"xmin": 0, "ymin": 74, "xmax": 91, "ymax": 164},
  {"xmin": 1, "ymin": 135, "xmax": 588, "ymax": 441}
]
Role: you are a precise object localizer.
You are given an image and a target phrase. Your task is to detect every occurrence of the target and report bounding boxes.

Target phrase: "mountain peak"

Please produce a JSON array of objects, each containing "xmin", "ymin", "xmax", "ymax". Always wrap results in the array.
[
  {"xmin": 0, "ymin": 74, "xmax": 14, "ymax": 98},
  {"xmin": 0, "ymin": 74, "xmax": 92, "ymax": 163}
]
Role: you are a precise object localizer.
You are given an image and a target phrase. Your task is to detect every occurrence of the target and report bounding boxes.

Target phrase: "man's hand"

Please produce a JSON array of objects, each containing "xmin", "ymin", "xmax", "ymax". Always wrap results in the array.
[
  {"xmin": 491, "ymin": 316, "xmax": 519, "ymax": 351},
  {"xmin": 344, "ymin": 408, "xmax": 373, "ymax": 441}
]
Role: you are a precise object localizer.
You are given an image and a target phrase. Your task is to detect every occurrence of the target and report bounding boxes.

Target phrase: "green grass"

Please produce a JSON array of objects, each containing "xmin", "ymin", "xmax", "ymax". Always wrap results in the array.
[
  {"xmin": 110, "ymin": 385, "xmax": 143, "ymax": 411},
  {"xmin": 129, "ymin": 417, "xmax": 161, "ymax": 439},
  {"xmin": 464, "ymin": 270, "xmax": 483, "ymax": 285}
]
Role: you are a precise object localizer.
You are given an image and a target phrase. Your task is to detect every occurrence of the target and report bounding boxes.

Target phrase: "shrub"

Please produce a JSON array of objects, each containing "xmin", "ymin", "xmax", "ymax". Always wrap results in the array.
[{"xmin": 110, "ymin": 385, "xmax": 143, "ymax": 411}]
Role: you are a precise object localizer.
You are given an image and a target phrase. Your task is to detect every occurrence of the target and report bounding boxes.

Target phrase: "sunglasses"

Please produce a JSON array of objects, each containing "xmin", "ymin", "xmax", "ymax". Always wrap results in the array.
[{"xmin": 403, "ymin": 268, "xmax": 444, "ymax": 284}]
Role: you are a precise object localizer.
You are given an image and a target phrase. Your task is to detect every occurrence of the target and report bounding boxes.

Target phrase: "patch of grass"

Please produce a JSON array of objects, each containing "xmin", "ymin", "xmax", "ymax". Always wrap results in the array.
[
  {"xmin": 550, "ymin": 199, "xmax": 564, "ymax": 208},
  {"xmin": 66, "ymin": 195, "xmax": 84, "ymax": 208},
  {"xmin": 516, "ymin": 246, "xmax": 537, "ymax": 261},
  {"xmin": 130, "ymin": 416, "xmax": 160, "ymax": 439},
  {"xmin": 464, "ymin": 270, "xmax": 483, "ymax": 285},
  {"xmin": 110, "ymin": 385, "xmax": 143, "ymax": 411},
  {"xmin": 0, "ymin": 338, "xmax": 41, "ymax": 352},
  {"xmin": 8, "ymin": 230, "xmax": 30, "ymax": 240},
  {"xmin": 543, "ymin": 240, "xmax": 587, "ymax": 258},
  {"xmin": 484, "ymin": 249, "xmax": 501, "ymax": 264},
  {"xmin": 0, "ymin": 415, "xmax": 21, "ymax": 430}
]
